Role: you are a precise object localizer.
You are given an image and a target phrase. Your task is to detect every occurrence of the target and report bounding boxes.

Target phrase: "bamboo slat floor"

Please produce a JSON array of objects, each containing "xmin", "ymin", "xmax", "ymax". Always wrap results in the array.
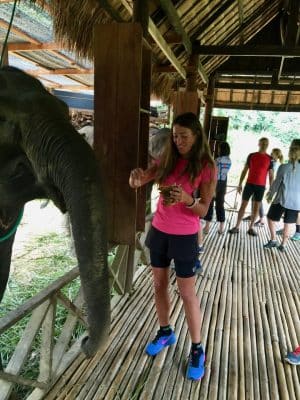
[{"xmin": 46, "ymin": 212, "xmax": 300, "ymax": 400}]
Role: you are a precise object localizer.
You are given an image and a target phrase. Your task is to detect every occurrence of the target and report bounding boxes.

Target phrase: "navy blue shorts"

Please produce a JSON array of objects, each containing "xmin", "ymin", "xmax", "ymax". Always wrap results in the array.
[
  {"xmin": 145, "ymin": 226, "xmax": 198, "ymax": 278},
  {"xmin": 267, "ymin": 203, "xmax": 299, "ymax": 224},
  {"xmin": 242, "ymin": 183, "xmax": 265, "ymax": 202}
]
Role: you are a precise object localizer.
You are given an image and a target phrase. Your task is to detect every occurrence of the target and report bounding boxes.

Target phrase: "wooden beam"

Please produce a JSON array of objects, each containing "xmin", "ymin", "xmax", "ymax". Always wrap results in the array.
[
  {"xmin": 97, "ymin": 0, "xmax": 123, "ymax": 22},
  {"xmin": 7, "ymin": 42, "xmax": 61, "ymax": 51},
  {"xmin": 214, "ymin": 101, "xmax": 300, "ymax": 112},
  {"xmin": 203, "ymin": 73, "xmax": 216, "ymax": 137},
  {"xmin": 192, "ymin": 44, "xmax": 300, "ymax": 57},
  {"xmin": 133, "ymin": 0, "xmax": 149, "ymax": 38},
  {"xmin": 284, "ymin": 0, "xmax": 300, "ymax": 46},
  {"xmin": 26, "ymin": 67, "xmax": 93, "ymax": 76},
  {"xmin": 158, "ymin": 0, "xmax": 192, "ymax": 53},
  {"xmin": 215, "ymin": 82, "xmax": 300, "ymax": 91},
  {"xmin": 148, "ymin": 19, "xmax": 186, "ymax": 79},
  {"xmin": 158, "ymin": 0, "xmax": 208, "ymax": 83},
  {"xmin": 118, "ymin": 0, "xmax": 186, "ymax": 79},
  {"xmin": 237, "ymin": 0, "xmax": 244, "ymax": 44}
]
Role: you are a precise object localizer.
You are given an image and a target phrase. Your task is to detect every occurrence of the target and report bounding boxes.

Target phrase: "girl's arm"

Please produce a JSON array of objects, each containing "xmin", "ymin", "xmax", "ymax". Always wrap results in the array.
[
  {"xmin": 266, "ymin": 164, "xmax": 284, "ymax": 202},
  {"xmin": 169, "ymin": 166, "xmax": 217, "ymax": 217},
  {"xmin": 129, "ymin": 164, "xmax": 158, "ymax": 189}
]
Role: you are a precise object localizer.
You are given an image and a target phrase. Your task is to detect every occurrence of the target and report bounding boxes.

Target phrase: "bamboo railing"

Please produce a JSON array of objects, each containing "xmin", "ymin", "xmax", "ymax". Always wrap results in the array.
[{"xmin": 0, "ymin": 224, "xmax": 151, "ymax": 399}]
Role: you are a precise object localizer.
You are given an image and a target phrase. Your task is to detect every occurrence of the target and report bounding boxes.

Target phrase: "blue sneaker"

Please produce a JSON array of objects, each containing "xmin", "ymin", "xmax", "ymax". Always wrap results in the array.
[
  {"xmin": 195, "ymin": 259, "xmax": 203, "ymax": 274},
  {"xmin": 187, "ymin": 344, "xmax": 205, "ymax": 380},
  {"xmin": 291, "ymin": 232, "xmax": 300, "ymax": 241},
  {"xmin": 145, "ymin": 330, "xmax": 176, "ymax": 356},
  {"xmin": 263, "ymin": 240, "xmax": 278, "ymax": 249},
  {"xmin": 285, "ymin": 346, "xmax": 300, "ymax": 365}
]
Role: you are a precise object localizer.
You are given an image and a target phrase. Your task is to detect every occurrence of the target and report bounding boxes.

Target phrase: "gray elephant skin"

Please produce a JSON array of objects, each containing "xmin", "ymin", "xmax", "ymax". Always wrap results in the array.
[{"xmin": 0, "ymin": 66, "xmax": 110, "ymax": 358}]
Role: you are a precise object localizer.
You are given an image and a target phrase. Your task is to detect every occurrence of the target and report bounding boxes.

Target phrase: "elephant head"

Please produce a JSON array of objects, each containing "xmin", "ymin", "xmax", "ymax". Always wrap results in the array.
[{"xmin": 0, "ymin": 66, "xmax": 110, "ymax": 358}]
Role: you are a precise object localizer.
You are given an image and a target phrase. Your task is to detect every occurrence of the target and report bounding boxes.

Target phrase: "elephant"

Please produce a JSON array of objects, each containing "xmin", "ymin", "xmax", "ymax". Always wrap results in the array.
[{"xmin": 0, "ymin": 66, "xmax": 110, "ymax": 358}]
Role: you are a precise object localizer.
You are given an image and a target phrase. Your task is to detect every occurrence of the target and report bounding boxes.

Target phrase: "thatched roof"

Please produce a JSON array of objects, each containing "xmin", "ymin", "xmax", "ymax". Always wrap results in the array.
[{"xmin": 1, "ymin": 0, "xmax": 299, "ymax": 110}]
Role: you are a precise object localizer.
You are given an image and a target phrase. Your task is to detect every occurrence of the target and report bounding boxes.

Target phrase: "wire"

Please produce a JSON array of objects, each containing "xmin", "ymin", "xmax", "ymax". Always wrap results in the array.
[{"xmin": 0, "ymin": 0, "xmax": 18, "ymax": 66}]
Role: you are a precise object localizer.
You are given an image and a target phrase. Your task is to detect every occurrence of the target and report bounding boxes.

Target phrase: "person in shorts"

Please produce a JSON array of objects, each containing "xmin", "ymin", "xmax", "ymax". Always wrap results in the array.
[
  {"xmin": 129, "ymin": 112, "xmax": 216, "ymax": 381},
  {"xmin": 229, "ymin": 137, "xmax": 274, "ymax": 236},
  {"xmin": 264, "ymin": 139, "xmax": 300, "ymax": 252}
]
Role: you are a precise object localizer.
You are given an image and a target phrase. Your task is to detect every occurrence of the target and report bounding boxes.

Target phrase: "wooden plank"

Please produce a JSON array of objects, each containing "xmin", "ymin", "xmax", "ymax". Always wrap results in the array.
[
  {"xmin": 0, "ymin": 372, "xmax": 46, "ymax": 390},
  {"xmin": 56, "ymin": 291, "xmax": 87, "ymax": 325},
  {"xmin": 0, "ymin": 301, "xmax": 50, "ymax": 400},
  {"xmin": 38, "ymin": 300, "xmax": 56, "ymax": 384},
  {"xmin": 7, "ymin": 42, "xmax": 61, "ymax": 51},
  {"xmin": 51, "ymin": 290, "xmax": 84, "ymax": 374},
  {"xmin": 94, "ymin": 23, "xmax": 142, "ymax": 245},
  {"xmin": 0, "ymin": 267, "xmax": 79, "ymax": 333}
]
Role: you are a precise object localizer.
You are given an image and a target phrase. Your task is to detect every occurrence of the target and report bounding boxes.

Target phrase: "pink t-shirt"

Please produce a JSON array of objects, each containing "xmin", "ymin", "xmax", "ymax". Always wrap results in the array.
[{"xmin": 152, "ymin": 158, "xmax": 215, "ymax": 235}]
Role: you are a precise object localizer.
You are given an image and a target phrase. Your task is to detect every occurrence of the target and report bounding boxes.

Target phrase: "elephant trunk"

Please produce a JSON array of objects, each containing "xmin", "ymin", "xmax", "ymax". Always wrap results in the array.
[
  {"xmin": 63, "ymin": 147, "xmax": 110, "ymax": 357},
  {"xmin": 23, "ymin": 124, "xmax": 111, "ymax": 358},
  {"xmin": 67, "ymin": 177, "xmax": 110, "ymax": 358}
]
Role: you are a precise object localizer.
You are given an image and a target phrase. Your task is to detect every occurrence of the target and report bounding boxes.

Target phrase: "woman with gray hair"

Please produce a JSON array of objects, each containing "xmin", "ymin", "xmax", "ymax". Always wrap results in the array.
[{"xmin": 264, "ymin": 139, "xmax": 300, "ymax": 252}]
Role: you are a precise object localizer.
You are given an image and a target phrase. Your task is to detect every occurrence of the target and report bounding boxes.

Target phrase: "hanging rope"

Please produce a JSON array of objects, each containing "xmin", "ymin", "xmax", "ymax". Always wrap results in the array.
[
  {"xmin": 0, "ymin": 0, "xmax": 18, "ymax": 66},
  {"xmin": 0, "ymin": 208, "xmax": 24, "ymax": 243}
]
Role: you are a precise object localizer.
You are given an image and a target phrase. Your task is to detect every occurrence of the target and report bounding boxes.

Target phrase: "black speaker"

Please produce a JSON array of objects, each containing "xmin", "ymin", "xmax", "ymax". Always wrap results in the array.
[{"xmin": 210, "ymin": 116, "xmax": 229, "ymax": 142}]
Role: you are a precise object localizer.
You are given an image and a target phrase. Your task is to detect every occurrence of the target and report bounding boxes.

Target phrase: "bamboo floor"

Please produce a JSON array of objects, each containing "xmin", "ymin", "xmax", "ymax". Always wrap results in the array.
[{"xmin": 46, "ymin": 212, "xmax": 300, "ymax": 400}]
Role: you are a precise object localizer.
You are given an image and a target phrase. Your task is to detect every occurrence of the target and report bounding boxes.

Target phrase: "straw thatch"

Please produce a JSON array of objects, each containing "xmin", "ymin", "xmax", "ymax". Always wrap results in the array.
[
  {"xmin": 34, "ymin": 0, "xmax": 128, "ymax": 59},
  {"xmin": 151, "ymin": 73, "xmax": 178, "ymax": 104}
]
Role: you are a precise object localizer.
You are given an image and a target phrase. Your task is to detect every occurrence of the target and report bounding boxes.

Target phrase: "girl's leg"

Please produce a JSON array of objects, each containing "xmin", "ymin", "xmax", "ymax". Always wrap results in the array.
[
  {"xmin": 198, "ymin": 226, "xmax": 204, "ymax": 248},
  {"xmin": 267, "ymin": 217, "xmax": 276, "ymax": 241},
  {"xmin": 152, "ymin": 267, "xmax": 170, "ymax": 326},
  {"xmin": 216, "ymin": 181, "xmax": 226, "ymax": 233},
  {"xmin": 203, "ymin": 199, "xmax": 214, "ymax": 234},
  {"xmin": 282, "ymin": 223, "xmax": 292, "ymax": 246},
  {"xmin": 176, "ymin": 275, "xmax": 201, "ymax": 343}
]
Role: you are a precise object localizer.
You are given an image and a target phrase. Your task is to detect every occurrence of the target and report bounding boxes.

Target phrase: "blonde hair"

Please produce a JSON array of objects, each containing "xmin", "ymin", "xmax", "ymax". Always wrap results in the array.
[
  {"xmin": 288, "ymin": 139, "xmax": 300, "ymax": 169},
  {"xmin": 271, "ymin": 148, "xmax": 284, "ymax": 163}
]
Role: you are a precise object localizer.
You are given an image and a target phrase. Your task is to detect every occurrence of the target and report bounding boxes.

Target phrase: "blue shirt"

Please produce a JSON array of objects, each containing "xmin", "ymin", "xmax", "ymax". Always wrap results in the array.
[{"xmin": 216, "ymin": 156, "xmax": 231, "ymax": 181}]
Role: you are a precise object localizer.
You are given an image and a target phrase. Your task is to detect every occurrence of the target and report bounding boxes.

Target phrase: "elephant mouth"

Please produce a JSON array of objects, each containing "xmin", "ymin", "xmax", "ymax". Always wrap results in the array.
[{"xmin": 0, "ymin": 210, "xmax": 14, "ymax": 229}]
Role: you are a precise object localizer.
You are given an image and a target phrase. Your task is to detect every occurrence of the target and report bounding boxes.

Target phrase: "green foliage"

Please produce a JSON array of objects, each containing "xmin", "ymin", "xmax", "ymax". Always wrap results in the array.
[
  {"xmin": 211, "ymin": 108, "xmax": 300, "ymax": 185},
  {"xmin": 213, "ymin": 109, "xmax": 300, "ymax": 144}
]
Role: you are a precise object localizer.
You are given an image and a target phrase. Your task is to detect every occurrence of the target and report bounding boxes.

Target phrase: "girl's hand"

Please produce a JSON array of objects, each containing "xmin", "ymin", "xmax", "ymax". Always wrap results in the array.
[
  {"xmin": 265, "ymin": 191, "xmax": 272, "ymax": 204},
  {"xmin": 129, "ymin": 168, "xmax": 144, "ymax": 188},
  {"xmin": 169, "ymin": 185, "xmax": 192, "ymax": 205}
]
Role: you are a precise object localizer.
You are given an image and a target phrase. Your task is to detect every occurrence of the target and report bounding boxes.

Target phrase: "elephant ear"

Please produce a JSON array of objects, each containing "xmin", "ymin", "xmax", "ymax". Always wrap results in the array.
[{"xmin": 0, "ymin": 94, "xmax": 27, "ymax": 124}]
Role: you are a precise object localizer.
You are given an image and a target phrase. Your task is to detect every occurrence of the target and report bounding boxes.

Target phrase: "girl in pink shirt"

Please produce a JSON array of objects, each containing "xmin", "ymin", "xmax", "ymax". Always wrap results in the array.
[{"xmin": 129, "ymin": 112, "xmax": 216, "ymax": 380}]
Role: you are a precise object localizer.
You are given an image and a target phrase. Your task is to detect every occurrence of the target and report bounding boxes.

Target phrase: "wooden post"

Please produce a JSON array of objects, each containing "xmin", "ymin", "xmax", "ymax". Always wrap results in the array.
[
  {"xmin": 133, "ymin": 0, "xmax": 149, "ymax": 38},
  {"xmin": 203, "ymin": 73, "xmax": 216, "ymax": 138},
  {"xmin": 172, "ymin": 53, "xmax": 200, "ymax": 117},
  {"xmin": 93, "ymin": 23, "xmax": 143, "ymax": 245}
]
